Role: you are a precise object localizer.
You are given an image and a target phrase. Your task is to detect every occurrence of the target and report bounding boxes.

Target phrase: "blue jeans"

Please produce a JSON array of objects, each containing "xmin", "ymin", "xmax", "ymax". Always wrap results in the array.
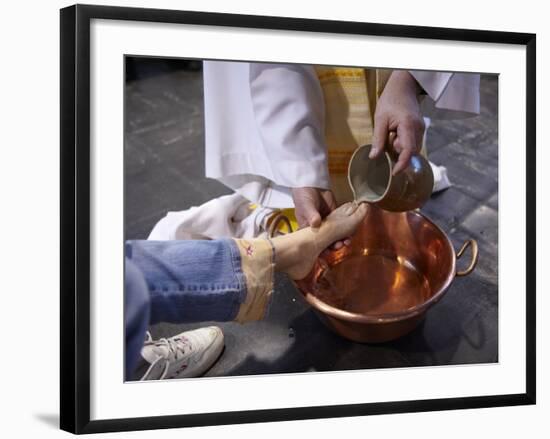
[{"xmin": 124, "ymin": 238, "xmax": 273, "ymax": 379}]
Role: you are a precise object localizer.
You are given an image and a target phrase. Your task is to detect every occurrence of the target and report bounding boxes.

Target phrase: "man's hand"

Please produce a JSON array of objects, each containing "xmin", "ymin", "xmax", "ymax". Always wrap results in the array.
[
  {"xmin": 371, "ymin": 71, "xmax": 425, "ymax": 175},
  {"xmin": 291, "ymin": 187, "xmax": 350, "ymax": 249},
  {"xmin": 292, "ymin": 187, "xmax": 337, "ymax": 228}
]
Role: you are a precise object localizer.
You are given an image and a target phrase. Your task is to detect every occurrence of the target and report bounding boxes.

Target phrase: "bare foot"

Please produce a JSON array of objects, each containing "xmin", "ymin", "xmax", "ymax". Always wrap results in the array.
[
  {"xmin": 317, "ymin": 202, "xmax": 368, "ymax": 248},
  {"xmin": 272, "ymin": 202, "xmax": 367, "ymax": 280}
]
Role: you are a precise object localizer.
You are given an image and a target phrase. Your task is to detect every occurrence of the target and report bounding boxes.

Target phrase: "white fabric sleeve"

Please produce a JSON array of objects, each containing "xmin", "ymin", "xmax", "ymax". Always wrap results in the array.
[
  {"xmin": 249, "ymin": 63, "xmax": 330, "ymax": 189},
  {"xmin": 410, "ymin": 71, "xmax": 481, "ymax": 118}
]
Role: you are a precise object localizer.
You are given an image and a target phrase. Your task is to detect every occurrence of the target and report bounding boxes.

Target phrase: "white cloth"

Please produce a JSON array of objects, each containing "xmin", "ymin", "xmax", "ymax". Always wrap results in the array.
[
  {"xmin": 204, "ymin": 62, "xmax": 479, "ymax": 208},
  {"xmin": 147, "ymin": 193, "xmax": 275, "ymax": 241},
  {"xmin": 424, "ymin": 116, "xmax": 451, "ymax": 193},
  {"xmin": 411, "ymin": 70, "xmax": 480, "ymax": 118},
  {"xmin": 431, "ymin": 162, "xmax": 451, "ymax": 193}
]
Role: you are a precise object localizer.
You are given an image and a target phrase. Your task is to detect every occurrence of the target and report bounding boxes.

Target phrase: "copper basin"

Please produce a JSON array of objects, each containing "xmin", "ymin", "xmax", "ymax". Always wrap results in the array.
[{"xmin": 295, "ymin": 205, "xmax": 478, "ymax": 343}]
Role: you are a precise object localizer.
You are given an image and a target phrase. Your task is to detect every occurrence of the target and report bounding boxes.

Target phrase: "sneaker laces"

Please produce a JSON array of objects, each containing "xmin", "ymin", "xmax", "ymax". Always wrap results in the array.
[
  {"xmin": 145, "ymin": 334, "xmax": 192, "ymax": 362},
  {"xmin": 140, "ymin": 333, "xmax": 193, "ymax": 380},
  {"xmin": 161, "ymin": 335, "xmax": 192, "ymax": 361},
  {"xmin": 140, "ymin": 356, "xmax": 170, "ymax": 381}
]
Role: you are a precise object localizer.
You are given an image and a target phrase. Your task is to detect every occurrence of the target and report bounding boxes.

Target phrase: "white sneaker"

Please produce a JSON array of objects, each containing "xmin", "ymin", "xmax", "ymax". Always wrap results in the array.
[{"xmin": 139, "ymin": 327, "xmax": 224, "ymax": 380}]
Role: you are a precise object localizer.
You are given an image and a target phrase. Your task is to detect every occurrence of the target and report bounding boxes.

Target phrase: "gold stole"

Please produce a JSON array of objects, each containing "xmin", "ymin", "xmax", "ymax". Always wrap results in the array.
[{"xmin": 315, "ymin": 66, "xmax": 392, "ymax": 204}]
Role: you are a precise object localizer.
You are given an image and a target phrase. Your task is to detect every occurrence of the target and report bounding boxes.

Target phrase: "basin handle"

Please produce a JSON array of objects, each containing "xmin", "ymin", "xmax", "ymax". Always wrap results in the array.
[
  {"xmin": 268, "ymin": 212, "xmax": 293, "ymax": 237},
  {"xmin": 455, "ymin": 239, "xmax": 479, "ymax": 277}
]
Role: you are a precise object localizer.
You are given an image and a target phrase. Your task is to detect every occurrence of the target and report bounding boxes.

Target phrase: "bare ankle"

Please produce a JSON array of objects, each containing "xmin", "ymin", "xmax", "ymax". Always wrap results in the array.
[{"xmin": 271, "ymin": 228, "xmax": 320, "ymax": 279}]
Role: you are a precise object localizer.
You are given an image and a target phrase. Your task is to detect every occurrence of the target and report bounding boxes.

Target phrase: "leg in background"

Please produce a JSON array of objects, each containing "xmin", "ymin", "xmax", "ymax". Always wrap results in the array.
[{"xmin": 124, "ymin": 259, "xmax": 151, "ymax": 380}]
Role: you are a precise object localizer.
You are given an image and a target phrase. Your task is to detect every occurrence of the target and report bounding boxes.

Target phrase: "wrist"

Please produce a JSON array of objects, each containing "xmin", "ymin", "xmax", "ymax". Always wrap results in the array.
[{"xmin": 388, "ymin": 70, "xmax": 423, "ymax": 96}]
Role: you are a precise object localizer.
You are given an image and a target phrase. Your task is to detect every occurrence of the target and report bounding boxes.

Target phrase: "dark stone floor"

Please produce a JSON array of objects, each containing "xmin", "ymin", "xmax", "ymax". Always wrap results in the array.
[{"xmin": 125, "ymin": 59, "xmax": 498, "ymax": 377}]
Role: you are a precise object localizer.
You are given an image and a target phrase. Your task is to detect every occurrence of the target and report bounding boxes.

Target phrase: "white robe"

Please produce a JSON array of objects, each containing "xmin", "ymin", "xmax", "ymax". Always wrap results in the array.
[{"xmin": 204, "ymin": 61, "xmax": 480, "ymax": 209}]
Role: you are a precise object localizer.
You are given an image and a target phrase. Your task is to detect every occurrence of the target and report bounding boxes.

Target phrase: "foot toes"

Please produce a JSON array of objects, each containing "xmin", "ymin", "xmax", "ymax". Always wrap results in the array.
[
  {"xmin": 343, "ymin": 202, "xmax": 358, "ymax": 215},
  {"xmin": 355, "ymin": 202, "xmax": 367, "ymax": 215}
]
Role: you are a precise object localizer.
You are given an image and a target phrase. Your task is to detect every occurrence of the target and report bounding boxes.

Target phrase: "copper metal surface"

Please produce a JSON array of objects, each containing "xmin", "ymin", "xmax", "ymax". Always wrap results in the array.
[{"xmin": 295, "ymin": 206, "xmax": 479, "ymax": 343}]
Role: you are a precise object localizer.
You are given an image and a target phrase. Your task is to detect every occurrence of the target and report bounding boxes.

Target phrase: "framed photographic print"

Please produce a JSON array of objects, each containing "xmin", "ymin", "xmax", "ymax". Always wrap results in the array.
[{"xmin": 60, "ymin": 4, "xmax": 536, "ymax": 434}]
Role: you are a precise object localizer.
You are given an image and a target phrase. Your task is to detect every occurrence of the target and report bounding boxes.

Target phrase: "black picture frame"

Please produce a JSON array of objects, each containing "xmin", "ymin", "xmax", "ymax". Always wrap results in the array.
[{"xmin": 60, "ymin": 3, "xmax": 536, "ymax": 434}]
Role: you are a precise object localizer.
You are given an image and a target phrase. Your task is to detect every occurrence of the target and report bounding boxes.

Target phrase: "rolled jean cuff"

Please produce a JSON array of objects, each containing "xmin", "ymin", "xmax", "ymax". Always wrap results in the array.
[{"xmin": 233, "ymin": 238, "xmax": 275, "ymax": 323}]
